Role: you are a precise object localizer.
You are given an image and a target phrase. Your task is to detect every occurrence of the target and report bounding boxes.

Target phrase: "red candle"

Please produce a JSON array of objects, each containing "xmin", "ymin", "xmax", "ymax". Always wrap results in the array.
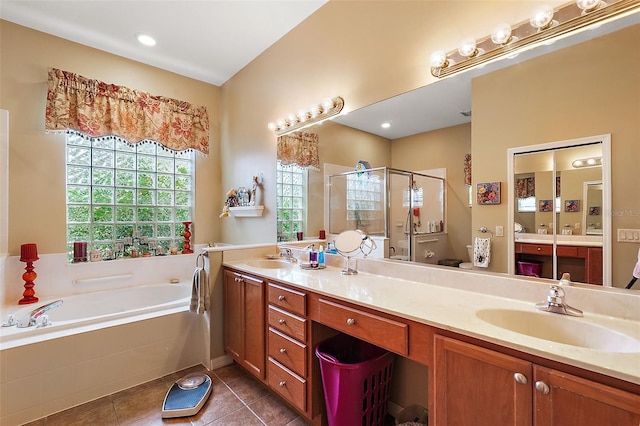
[{"xmin": 20, "ymin": 243, "xmax": 38, "ymax": 262}]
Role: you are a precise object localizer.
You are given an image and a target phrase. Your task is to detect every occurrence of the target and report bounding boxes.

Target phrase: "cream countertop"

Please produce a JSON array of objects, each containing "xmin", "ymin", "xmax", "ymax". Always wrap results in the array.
[
  {"xmin": 514, "ymin": 233, "xmax": 603, "ymax": 247},
  {"xmin": 223, "ymin": 254, "xmax": 640, "ymax": 386}
]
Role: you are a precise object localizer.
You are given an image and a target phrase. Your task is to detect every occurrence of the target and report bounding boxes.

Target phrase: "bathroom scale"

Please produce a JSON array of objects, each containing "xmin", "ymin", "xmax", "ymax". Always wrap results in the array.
[{"xmin": 161, "ymin": 372, "xmax": 212, "ymax": 418}]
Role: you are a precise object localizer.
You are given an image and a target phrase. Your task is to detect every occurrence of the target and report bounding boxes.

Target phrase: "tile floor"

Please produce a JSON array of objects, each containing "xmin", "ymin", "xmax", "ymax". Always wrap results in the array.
[{"xmin": 24, "ymin": 363, "xmax": 310, "ymax": 426}]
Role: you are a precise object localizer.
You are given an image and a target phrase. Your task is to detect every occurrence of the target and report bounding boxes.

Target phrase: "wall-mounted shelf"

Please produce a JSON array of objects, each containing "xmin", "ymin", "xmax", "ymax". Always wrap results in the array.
[{"xmin": 229, "ymin": 206, "xmax": 264, "ymax": 217}]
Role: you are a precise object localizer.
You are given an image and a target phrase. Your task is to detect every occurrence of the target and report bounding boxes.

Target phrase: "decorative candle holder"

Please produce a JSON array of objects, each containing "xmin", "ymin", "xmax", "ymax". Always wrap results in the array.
[
  {"xmin": 19, "ymin": 243, "xmax": 39, "ymax": 305},
  {"xmin": 182, "ymin": 221, "xmax": 193, "ymax": 254}
]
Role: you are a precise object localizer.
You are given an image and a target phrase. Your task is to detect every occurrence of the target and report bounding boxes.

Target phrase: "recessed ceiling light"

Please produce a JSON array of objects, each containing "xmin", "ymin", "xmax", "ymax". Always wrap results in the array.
[
  {"xmin": 137, "ymin": 34, "xmax": 156, "ymax": 46},
  {"xmin": 381, "ymin": 122, "xmax": 391, "ymax": 129}
]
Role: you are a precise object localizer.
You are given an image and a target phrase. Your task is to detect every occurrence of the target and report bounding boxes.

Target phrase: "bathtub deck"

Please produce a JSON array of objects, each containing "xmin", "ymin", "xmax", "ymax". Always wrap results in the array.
[{"xmin": 24, "ymin": 363, "xmax": 311, "ymax": 426}]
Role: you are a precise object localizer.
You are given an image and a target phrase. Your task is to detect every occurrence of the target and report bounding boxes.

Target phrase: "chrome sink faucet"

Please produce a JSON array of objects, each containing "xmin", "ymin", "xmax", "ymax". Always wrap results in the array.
[
  {"xmin": 16, "ymin": 299, "xmax": 63, "ymax": 328},
  {"xmin": 279, "ymin": 248, "xmax": 297, "ymax": 263},
  {"xmin": 536, "ymin": 273, "xmax": 583, "ymax": 317}
]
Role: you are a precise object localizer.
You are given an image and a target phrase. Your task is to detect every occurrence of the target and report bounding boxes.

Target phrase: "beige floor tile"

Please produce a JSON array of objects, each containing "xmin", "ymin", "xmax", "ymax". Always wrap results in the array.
[
  {"xmin": 112, "ymin": 381, "xmax": 168, "ymax": 424},
  {"xmin": 206, "ymin": 406, "xmax": 266, "ymax": 426},
  {"xmin": 248, "ymin": 393, "xmax": 299, "ymax": 426},
  {"xmin": 188, "ymin": 382, "xmax": 246, "ymax": 426}
]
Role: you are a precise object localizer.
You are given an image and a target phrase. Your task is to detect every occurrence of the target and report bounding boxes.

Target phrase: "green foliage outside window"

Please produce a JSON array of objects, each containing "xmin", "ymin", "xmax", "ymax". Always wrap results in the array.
[{"xmin": 66, "ymin": 133, "xmax": 194, "ymax": 260}]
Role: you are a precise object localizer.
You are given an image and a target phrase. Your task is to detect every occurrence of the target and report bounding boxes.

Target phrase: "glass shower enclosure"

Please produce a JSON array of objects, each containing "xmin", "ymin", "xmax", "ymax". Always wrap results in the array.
[{"xmin": 328, "ymin": 167, "xmax": 445, "ymax": 262}]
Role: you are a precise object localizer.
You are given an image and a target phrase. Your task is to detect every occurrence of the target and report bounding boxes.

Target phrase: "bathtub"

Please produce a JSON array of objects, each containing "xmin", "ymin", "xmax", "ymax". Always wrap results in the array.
[
  {"xmin": 0, "ymin": 282, "xmax": 192, "ymax": 350},
  {"xmin": 0, "ymin": 281, "xmax": 207, "ymax": 426}
]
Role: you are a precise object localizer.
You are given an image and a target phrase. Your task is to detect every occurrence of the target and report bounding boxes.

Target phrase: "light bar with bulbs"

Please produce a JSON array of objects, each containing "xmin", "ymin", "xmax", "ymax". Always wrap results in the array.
[
  {"xmin": 430, "ymin": 0, "xmax": 639, "ymax": 78},
  {"xmin": 268, "ymin": 97, "xmax": 345, "ymax": 136}
]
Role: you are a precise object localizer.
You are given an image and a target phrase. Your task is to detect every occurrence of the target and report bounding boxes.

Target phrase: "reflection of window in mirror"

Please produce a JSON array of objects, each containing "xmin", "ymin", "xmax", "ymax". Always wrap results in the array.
[{"xmin": 276, "ymin": 163, "xmax": 307, "ymax": 242}]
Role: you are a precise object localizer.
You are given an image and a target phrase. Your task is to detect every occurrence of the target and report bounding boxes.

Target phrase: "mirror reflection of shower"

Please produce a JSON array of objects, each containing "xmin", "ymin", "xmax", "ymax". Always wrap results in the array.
[{"xmin": 328, "ymin": 167, "xmax": 445, "ymax": 263}]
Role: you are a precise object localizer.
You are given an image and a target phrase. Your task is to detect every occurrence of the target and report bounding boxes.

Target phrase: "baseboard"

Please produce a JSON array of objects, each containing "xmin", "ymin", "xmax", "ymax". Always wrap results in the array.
[{"xmin": 209, "ymin": 354, "xmax": 233, "ymax": 370}]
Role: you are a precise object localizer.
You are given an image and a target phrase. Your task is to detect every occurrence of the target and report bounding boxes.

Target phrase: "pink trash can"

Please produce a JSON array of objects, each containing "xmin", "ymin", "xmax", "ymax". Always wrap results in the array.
[
  {"xmin": 517, "ymin": 261, "xmax": 543, "ymax": 277},
  {"xmin": 315, "ymin": 334, "xmax": 395, "ymax": 426}
]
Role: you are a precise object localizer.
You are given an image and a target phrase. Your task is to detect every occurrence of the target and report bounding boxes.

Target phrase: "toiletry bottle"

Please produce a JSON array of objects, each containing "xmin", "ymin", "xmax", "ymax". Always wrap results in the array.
[
  {"xmin": 318, "ymin": 245, "xmax": 325, "ymax": 266},
  {"xmin": 309, "ymin": 244, "xmax": 318, "ymax": 266}
]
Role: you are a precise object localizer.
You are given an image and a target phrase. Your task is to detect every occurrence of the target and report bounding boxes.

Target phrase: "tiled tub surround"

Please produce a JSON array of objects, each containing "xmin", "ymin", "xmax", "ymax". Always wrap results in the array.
[
  {"xmin": 223, "ymin": 251, "xmax": 640, "ymax": 386},
  {"xmin": 0, "ymin": 247, "xmax": 209, "ymax": 426}
]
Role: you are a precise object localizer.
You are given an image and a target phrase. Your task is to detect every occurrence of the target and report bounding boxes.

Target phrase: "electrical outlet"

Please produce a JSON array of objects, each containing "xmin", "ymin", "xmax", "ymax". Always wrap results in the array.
[{"xmin": 495, "ymin": 225, "xmax": 504, "ymax": 237}]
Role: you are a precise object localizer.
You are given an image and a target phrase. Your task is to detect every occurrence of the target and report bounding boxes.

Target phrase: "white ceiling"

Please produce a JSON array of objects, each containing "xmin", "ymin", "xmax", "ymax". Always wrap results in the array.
[{"xmin": 0, "ymin": 0, "xmax": 328, "ymax": 86}]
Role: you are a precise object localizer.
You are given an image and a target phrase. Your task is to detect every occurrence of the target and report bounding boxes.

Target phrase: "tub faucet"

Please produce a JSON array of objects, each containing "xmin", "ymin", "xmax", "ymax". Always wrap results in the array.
[
  {"xmin": 16, "ymin": 299, "xmax": 63, "ymax": 328},
  {"xmin": 535, "ymin": 273, "xmax": 583, "ymax": 317}
]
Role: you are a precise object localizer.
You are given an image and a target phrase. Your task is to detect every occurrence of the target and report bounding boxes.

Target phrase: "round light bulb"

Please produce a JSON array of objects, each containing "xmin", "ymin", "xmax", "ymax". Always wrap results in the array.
[
  {"xmin": 429, "ymin": 50, "xmax": 448, "ymax": 68},
  {"xmin": 322, "ymin": 98, "xmax": 335, "ymax": 112},
  {"xmin": 458, "ymin": 38, "xmax": 478, "ymax": 57},
  {"xmin": 530, "ymin": 5, "xmax": 555, "ymax": 30},
  {"xmin": 576, "ymin": 0, "xmax": 601, "ymax": 12},
  {"xmin": 296, "ymin": 110, "xmax": 308, "ymax": 122},
  {"xmin": 587, "ymin": 158, "xmax": 597, "ymax": 165},
  {"xmin": 491, "ymin": 23, "xmax": 512, "ymax": 45},
  {"xmin": 572, "ymin": 160, "xmax": 584, "ymax": 167},
  {"xmin": 267, "ymin": 122, "xmax": 277, "ymax": 131}
]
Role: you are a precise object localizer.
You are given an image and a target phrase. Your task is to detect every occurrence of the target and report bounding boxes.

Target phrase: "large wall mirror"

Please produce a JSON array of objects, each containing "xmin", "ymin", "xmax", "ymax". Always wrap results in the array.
[
  {"xmin": 275, "ymin": 12, "xmax": 637, "ymax": 287},
  {"xmin": 508, "ymin": 135, "xmax": 611, "ymax": 286}
]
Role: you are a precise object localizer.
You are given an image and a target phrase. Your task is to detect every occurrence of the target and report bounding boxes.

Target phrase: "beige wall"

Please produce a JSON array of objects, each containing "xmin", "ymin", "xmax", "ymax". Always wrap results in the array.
[
  {"xmin": 0, "ymin": 21, "xmax": 222, "ymax": 255},
  {"xmin": 473, "ymin": 24, "xmax": 639, "ymax": 284}
]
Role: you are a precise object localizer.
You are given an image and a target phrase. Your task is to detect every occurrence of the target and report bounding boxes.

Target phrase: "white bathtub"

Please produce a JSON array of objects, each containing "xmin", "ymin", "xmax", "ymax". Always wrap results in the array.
[
  {"xmin": 0, "ymin": 281, "xmax": 205, "ymax": 425},
  {"xmin": 0, "ymin": 282, "xmax": 192, "ymax": 350}
]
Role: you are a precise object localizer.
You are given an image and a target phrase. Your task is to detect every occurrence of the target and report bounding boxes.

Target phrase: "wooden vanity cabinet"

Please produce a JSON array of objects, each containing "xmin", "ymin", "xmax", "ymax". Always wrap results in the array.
[
  {"xmin": 515, "ymin": 243, "xmax": 603, "ymax": 285},
  {"xmin": 266, "ymin": 282, "xmax": 311, "ymax": 415},
  {"xmin": 433, "ymin": 335, "xmax": 640, "ymax": 426},
  {"xmin": 223, "ymin": 269, "xmax": 265, "ymax": 380}
]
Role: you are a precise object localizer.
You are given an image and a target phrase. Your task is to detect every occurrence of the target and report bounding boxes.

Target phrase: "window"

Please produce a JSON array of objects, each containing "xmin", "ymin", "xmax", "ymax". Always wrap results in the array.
[
  {"xmin": 276, "ymin": 163, "xmax": 306, "ymax": 242},
  {"xmin": 66, "ymin": 132, "xmax": 194, "ymax": 259}
]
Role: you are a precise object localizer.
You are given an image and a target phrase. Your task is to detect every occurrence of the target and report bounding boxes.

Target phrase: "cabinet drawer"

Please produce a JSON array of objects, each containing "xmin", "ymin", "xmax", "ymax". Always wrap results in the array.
[
  {"xmin": 268, "ymin": 305, "xmax": 307, "ymax": 342},
  {"xmin": 556, "ymin": 245, "xmax": 587, "ymax": 258},
  {"xmin": 518, "ymin": 243, "xmax": 552, "ymax": 256},
  {"xmin": 315, "ymin": 298, "xmax": 408, "ymax": 356},
  {"xmin": 268, "ymin": 358, "xmax": 307, "ymax": 412},
  {"xmin": 268, "ymin": 283, "xmax": 306, "ymax": 316},
  {"xmin": 268, "ymin": 328, "xmax": 307, "ymax": 377}
]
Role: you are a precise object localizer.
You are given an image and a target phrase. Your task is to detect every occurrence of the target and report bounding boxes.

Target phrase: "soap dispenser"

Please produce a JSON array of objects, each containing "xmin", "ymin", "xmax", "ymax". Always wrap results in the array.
[{"xmin": 318, "ymin": 245, "xmax": 325, "ymax": 266}]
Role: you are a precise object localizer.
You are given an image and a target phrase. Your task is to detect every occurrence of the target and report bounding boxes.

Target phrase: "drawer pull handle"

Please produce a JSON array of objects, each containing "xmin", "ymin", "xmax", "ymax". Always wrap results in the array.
[
  {"xmin": 234, "ymin": 277, "xmax": 244, "ymax": 283},
  {"xmin": 535, "ymin": 381, "xmax": 550, "ymax": 395},
  {"xmin": 280, "ymin": 348, "xmax": 287, "ymax": 354},
  {"xmin": 346, "ymin": 318, "xmax": 356, "ymax": 326},
  {"xmin": 279, "ymin": 381, "xmax": 286, "ymax": 387},
  {"xmin": 537, "ymin": 247, "xmax": 541, "ymax": 251},
  {"xmin": 513, "ymin": 373, "xmax": 528, "ymax": 385},
  {"xmin": 278, "ymin": 295, "xmax": 286, "ymax": 301},
  {"xmin": 278, "ymin": 319, "xmax": 286, "ymax": 325}
]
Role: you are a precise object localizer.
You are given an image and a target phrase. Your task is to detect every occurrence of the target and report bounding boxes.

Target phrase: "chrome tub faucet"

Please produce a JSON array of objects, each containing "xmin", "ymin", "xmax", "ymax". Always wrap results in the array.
[{"xmin": 16, "ymin": 299, "xmax": 63, "ymax": 328}]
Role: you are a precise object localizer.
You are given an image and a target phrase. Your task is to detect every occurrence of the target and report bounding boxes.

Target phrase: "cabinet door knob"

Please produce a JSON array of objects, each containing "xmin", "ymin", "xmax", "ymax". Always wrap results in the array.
[
  {"xmin": 535, "ymin": 381, "xmax": 550, "ymax": 395},
  {"xmin": 280, "ymin": 348, "xmax": 287, "ymax": 354},
  {"xmin": 513, "ymin": 373, "xmax": 528, "ymax": 385},
  {"xmin": 279, "ymin": 381, "xmax": 286, "ymax": 387},
  {"xmin": 278, "ymin": 319, "xmax": 286, "ymax": 325},
  {"xmin": 346, "ymin": 318, "xmax": 356, "ymax": 326},
  {"xmin": 278, "ymin": 295, "xmax": 286, "ymax": 301},
  {"xmin": 537, "ymin": 247, "xmax": 541, "ymax": 251}
]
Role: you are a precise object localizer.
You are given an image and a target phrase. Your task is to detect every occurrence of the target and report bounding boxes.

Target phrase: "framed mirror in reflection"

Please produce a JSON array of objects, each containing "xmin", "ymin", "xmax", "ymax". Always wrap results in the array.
[{"xmin": 508, "ymin": 134, "xmax": 610, "ymax": 286}]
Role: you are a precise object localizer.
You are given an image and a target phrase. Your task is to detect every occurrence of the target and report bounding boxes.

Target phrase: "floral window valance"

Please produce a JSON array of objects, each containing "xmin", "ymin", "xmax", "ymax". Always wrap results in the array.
[
  {"xmin": 277, "ymin": 131, "xmax": 320, "ymax": 170},
  {"xmin": 515, "ymin": 177, "xmax": 536, "ymax": 198},
  {"xmin": 45, "ymin": 68, "xmax": 209, "ymax": 154}
]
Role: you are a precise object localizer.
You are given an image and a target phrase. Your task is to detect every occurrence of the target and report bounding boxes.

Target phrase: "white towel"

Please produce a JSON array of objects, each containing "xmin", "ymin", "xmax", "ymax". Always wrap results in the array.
[
  {"xmin": 189, "ymin": 266, "xmax": 209, "ymax": 314},
  {"xmin": 473, "ymin": 237, "xmax": 491, "ymax": 268}
]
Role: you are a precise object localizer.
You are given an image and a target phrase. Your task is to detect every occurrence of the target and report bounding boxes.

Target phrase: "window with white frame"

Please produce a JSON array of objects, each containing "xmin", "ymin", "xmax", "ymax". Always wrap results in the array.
[
  {"xmin": 66, "ymin": 132, "xmax": 194, "ymax": 260},
  {"xmin": 276, "ymin": 163, "xmax": 306, "ymax": 242}
]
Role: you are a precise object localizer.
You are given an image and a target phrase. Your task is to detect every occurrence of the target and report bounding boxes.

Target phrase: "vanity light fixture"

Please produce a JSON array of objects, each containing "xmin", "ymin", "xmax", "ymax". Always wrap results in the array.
[
  {"xmin": 268, "ymin": 96, "xmax": 344, "ymax": 136},
  {"xmin": 429, "ymin": 0, "xmax": 638, "ymax": 78},
  {"xmin": 572, "ymin": 157, "xmax": 602, "ymax": 168}
]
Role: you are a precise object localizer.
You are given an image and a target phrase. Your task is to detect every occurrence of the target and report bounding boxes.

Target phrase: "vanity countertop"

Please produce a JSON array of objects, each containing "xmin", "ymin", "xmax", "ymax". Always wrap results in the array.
[
  {"xmin": 515, "ymin": 233, "xmax": 603, "ymax": 247},
  {"xmin": 224, "ymin": 256, "xmax": 640, "ymax": 386}
]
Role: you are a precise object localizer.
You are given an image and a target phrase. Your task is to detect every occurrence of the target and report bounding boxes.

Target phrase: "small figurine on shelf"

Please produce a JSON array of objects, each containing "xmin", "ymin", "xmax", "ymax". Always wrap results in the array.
[
  {"xmin": 219, "ymin": 188, "xmax": 239, "ymax": 218},
  {"xmin": 250, "ymin": 174, "xmax": 263, "ymax": 206}
]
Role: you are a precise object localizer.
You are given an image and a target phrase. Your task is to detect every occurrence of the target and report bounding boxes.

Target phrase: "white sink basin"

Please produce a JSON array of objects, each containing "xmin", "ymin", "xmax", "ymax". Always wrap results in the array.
[
  {"xmin": 245, "ymin": 259, "xmax": 292, "ymax": 269},
  {"xmin": 476, "ymin": 309, "xmax": 640, "ymax": 353}
]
